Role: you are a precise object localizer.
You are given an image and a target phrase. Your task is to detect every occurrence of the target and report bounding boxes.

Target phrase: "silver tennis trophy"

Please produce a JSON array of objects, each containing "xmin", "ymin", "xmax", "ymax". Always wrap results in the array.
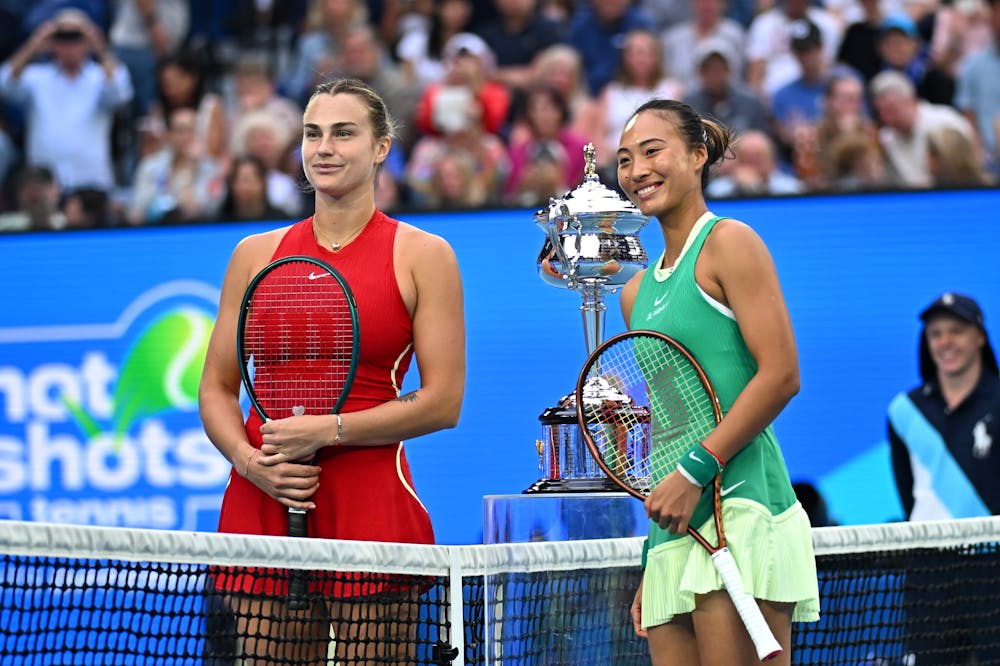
[{"xmin": 526, "ymin": 143, "xmax": 651, "ymax": 493}]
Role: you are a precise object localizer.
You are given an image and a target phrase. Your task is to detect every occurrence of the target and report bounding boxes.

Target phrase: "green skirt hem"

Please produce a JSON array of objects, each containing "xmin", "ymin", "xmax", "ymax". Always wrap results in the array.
[{"xmin": 641, "ymin": 499, "xmax": 820, "ymax": 629}]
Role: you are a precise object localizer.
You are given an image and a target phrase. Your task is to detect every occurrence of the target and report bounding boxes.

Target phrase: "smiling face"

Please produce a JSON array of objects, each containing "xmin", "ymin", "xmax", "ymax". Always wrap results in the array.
[
  {"xmin": 301, "ymin": 92, "xmax": 390, "ymax": 199},
  {"xmin": 616, "ymin": 110, "xmax": 707, "ymax": 218},
  {"xmin": 925, "ymin": 315, "xmax": 986, "ymax": 380}
]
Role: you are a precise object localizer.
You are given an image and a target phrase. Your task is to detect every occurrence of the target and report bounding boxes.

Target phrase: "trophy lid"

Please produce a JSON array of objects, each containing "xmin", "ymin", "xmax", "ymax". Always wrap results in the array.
[{"xmin": 534, "ymin": 143, "xmax": 649, "ymax": 233}]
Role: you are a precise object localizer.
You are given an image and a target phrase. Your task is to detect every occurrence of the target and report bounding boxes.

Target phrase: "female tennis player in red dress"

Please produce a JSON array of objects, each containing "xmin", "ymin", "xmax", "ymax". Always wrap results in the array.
[{"xmin": 198, "ymin": 78, "xmax": 466, "ymax": 664}]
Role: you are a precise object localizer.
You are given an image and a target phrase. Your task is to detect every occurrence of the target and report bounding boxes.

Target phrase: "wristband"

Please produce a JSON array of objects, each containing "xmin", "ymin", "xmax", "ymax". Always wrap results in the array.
[
  {"xmin": 640, "ymin": 538, "xmax": 650, "ymax": 570},
  {"xmin": 676, "ymin": 442, "xmax": 723, "ymax": 488},
  {"xmin": 334, "ymin": 413, "xmax": 343, "ymax": 446}
]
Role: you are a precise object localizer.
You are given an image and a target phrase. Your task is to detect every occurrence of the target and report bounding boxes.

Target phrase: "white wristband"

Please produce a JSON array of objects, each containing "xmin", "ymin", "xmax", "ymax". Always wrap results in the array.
[{"xmin": 676, "ymin": 464, "xmax": 702, "ymax": 488}]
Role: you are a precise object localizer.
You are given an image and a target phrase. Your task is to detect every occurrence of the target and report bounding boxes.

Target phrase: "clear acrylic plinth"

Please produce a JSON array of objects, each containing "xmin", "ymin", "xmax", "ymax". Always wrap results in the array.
[{"xmin": 483, "ymin": 492, "xmax": 647, "ymax": 544}]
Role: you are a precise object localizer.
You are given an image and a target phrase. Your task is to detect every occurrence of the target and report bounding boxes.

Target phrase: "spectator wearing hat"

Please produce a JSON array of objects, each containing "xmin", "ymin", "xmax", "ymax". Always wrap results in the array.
[
  {"xmin": 870, "ymin": 69, "xmax": 976, "ymax": 187},
  {"xmin": 745, "ymin": 0, "xmax": 841, "ymax": 98},
  {"xmin": 771, "ymin": 19, "xmax": 859, "ymax": 184},
  {"xmin": 888, "ymin": 292, "xmax": 1000, "ymax": 521},
  {"xmin": 683, "ymin": 39, "xmax": 770, "ymax": 137},
  {"xmin": 878, "ymin": 12, "xmax": 954, "ymax": 105},
  {"xmin": 887, "ymin": 294, "xmax": 999, "ymax": 666},
  {"xmin": 660, "ymin": 0, "xmax": 746, "ymax": 94},
  {"xmin": 414, "ymin": 32, "xmax": 511, "ymax": 138},
  {"xmin": 0, "ymin": 8, "xmax": 133, "ymax": 196}
]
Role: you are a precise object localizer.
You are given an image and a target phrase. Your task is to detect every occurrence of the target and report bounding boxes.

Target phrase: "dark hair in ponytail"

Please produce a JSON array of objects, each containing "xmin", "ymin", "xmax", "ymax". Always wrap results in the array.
[{"xmin": 627, "ymin": 99, "xmax": 735, "ymax": 190}]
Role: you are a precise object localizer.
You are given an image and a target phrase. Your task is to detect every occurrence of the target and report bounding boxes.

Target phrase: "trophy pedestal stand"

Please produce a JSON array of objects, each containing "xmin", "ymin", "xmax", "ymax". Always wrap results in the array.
[{"xmin": 484, "ymin": 492, "xmax": 647, "ymax": 543}]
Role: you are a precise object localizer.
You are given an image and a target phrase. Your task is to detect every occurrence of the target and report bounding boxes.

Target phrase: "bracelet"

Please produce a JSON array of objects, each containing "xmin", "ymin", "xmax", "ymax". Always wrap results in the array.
[
  {"xmin": 242, "ymin": 449, "xmax": 260, "ymax": 478},
  {"xmin": 334, "ymin": 413, "xmax": 343, "ymax": 447},
  {"xmin": 676, "ymin": 442, "xmax": 724, "ymax": 488}
]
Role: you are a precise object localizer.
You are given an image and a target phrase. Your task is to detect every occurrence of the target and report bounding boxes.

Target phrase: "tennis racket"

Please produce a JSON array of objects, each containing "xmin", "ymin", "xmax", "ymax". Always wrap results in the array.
[
  {"xmin": 575, "ymin": 330, "xmax": 782, "ymax": 661},
  {"xmin": 237, "ymin": 255, "xmax": 360, "ymax": 610}
]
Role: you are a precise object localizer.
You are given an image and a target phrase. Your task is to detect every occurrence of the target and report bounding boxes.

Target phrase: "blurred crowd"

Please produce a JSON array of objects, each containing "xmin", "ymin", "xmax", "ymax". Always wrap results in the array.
[{"xmin": 0, "ymin": 0, "xmax": 997, "ymax": 232}]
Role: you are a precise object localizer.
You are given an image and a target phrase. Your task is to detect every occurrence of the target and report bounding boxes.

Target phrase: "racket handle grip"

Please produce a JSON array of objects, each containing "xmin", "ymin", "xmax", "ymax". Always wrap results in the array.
[
  {"xmin": 287, "ymin": 508, "xmax": 309, "ymax": 609},
  {"xmin": 711, "ymin": 547, "xmax": 783, "ymax": 662},
  {"xmin": 288, "ymin": 507, "xmax": 308, "ymax": 537}
]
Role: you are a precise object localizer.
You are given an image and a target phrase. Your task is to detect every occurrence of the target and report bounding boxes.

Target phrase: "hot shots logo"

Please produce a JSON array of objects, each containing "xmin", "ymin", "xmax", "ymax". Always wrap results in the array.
[{"xmin": 0, "ymin": 282, "xmax": 231, "ymax": 531}]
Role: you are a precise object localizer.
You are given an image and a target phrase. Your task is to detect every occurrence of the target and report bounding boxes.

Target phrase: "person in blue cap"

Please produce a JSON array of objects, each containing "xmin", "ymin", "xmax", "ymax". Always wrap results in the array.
[{"xmin": 888, "ymin": 291, "xmax": 1000, "ymax": 521}]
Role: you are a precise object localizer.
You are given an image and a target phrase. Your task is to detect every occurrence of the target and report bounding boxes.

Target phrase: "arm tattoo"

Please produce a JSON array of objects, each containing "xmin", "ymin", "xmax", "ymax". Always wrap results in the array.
[{"xmin": 395, "ymin": 391, "xmax": 419, "ymax": 403}]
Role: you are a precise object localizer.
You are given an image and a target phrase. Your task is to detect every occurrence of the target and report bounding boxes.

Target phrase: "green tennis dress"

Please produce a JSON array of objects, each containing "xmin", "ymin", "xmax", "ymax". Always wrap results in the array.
[{"xmin": 633, "ymin": 212, "xmax": 820, "ymax": 629}]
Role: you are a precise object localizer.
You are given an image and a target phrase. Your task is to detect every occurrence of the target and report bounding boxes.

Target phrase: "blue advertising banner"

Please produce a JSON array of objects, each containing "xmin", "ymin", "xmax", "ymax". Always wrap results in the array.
[{"xmin": 1, "ymin": 189, "xmax": 997, "ymax": 543}]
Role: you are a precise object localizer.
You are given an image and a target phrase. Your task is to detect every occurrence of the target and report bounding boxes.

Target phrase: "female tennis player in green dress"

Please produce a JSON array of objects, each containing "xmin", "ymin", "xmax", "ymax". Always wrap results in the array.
[{"xmin": 615, "ymin": 99, "xmax": 819, "ymax": 665}]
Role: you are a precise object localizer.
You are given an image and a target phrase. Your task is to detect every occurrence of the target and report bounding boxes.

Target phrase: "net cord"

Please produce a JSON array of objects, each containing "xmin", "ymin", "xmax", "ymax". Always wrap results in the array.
[{"xmin": 2, "ymin": 516, "xmax": 999, "ymax": 573}]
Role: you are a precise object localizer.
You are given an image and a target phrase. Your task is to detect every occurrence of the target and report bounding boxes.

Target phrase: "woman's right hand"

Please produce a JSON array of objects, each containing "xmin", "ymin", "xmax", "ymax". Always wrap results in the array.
[
  {"xmin": 631, "ymin": 575, "xmax": 647, "ymax": 638},
  {"xmin": 244, "ymin": 451, "xmax": 320, "ymax": 511}
]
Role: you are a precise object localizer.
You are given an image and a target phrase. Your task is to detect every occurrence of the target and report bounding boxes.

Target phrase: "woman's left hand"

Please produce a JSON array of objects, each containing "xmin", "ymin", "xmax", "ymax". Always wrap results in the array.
[
  {"xmin": 645, "ymin": 470, "xmax": 703, "ymax": 535},
  {"xmin": 259, "ymin": 415, "xmax": 333, "ymax": 463}
]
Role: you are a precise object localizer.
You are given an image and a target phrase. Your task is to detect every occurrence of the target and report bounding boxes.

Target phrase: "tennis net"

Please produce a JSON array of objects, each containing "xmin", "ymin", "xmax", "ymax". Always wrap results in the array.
[{"xmin": 0, "ymin": 515, "xmax": 997, "ymax": 664}]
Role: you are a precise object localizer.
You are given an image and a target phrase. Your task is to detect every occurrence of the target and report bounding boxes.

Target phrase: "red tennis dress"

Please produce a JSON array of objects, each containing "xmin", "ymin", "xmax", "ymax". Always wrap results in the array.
[{"xmin": 215, "ymin": 211, "xmax": 434, "ymax": 594}]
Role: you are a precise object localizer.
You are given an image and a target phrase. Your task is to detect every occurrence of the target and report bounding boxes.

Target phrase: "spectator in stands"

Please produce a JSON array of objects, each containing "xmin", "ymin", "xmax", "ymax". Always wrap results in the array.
[
  {"xmin": 395, "ymin": 0, "xmax": 475, "ymax": 87},
  {"xmin": 823, "ymin": 129, "xmax": 892, "ymax": 191},
  {"xmin": 424, "ymin": 150, "xmax": 489, "ymax": 209},
  {"xmin": 218, "ymin": 0, "xmax": 306, "ymax": 79},
  {"xmin": 565, "ymin": 0, "xmax": 655, "ymax": 96},
  {"xmin": 814, "ymin": 73, "xmax": 884, "ymax": 189},
  {"xmin": 0, "ymin": 8, "xmax": 133, "ymax": 197},
  {"xmin": 477, "ymin": 0, "xmax": 563, "ymax": 92},
  {"xmin": 62, "ymin": 187, "xmax": 111, "ymax": 228},
  {"xmin": 232, "ymin": 109, "xmax": 305, "ymax": 218},
  {"xmin": 745, "ymin": 0, "xmax": 841, "ymax": 98},
  {"xmin": 706, "ymin": 130, "xmax": 803, "ymax": 197},
  {"xmin": 283, "ymin": 0, "xmax": 368, "ymax": 105},
  {"xmin": 505, "ymin": 84, "xmax": 587, "ymax": 207},
  {"xmin": 0, "ymin": 119, "xmax": 18, "ymax": 196},
  {"xmin": 0, "ymin": 165, "xmax": 65, "ymax": 231},
  {"xmin": 837, "ymin": 0, "xmax": 889, "ymax": 85},
  {"xmin": 328, "ymin": 24, "xmax": 422, "ymax": 152},
  {"xmin": 108, "ymin": 0, "xmax": 190, "ymax": 119},
  {"xmin": 926, "ymin": 125, "xmax": 995, "ymax": 187},
  {"xmin": 662, "ymin": 0, "xmax": 746, "ymax": 94},
  {"xmin": 405, "ymin": 73, "xmax": 510, "ymax": 208},
  {"xmin": 888, "ymin": 292, "xmax": 1000, "ymax": 521},
  {"xmin": 870, "ymin": 70, "xmax": 976, "ymax": 187},
  {"xmin": 877, "ymin": 13, "xmax": 954, "ymax": 105},
  {"xmin": 414, "ymin": 32, "xmax": 510, "ymax": 139},
  {"xmin": 683, "ymin": 40, "xmax": 771, "ymax": 138},
  {"xmin": 954, "ymin": 0, "xmax": 1000, "ymax": 170},
  {"xmin": 526, "ymin": 44, "xmax": 602, "ymax": 144},
  {"xmin": 142, "ymin": 49, "xmax": 227, "ymax": 161},
  {"xmin": 922, "ymin": 0, "xmax": 991, "ymax": 83},
  {"xmin": 127, "ymin": 107, "xmax": 225, "ymax": 225},
  {"xmin": 217, "ymin": 155, "xmax": 288, "ymax": 222},
  {"xmin": 226, "ymin": 55, "xmax": 302, "ymax": 156},
  {"xmin": 594, "ymin": 28, "xmax": 683, "ymax": 176},
  {"xmin": 772, "ymin": 20, "xmax": 856, "ymax": 186}
]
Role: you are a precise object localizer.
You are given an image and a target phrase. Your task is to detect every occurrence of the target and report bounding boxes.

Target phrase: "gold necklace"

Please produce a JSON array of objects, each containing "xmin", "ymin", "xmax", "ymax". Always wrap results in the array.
[{"xmin": 313, "ymin": 221, "xmax": 367, "ymax": 252}]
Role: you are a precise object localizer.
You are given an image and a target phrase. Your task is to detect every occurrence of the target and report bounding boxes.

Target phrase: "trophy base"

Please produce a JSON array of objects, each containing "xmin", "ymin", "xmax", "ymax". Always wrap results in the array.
[{"xmin": 523, "ymin": 476, "xmax": 623, "ymax": 494}]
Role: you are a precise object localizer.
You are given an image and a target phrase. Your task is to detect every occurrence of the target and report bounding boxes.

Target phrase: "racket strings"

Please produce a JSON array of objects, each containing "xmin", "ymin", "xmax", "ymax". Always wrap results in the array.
[
  {"xmin": 579, "ymin": 335, "xmax": 718, "ymax": 491},
  {"xmin": 243, "ymin": 261, "xmax": 356, "ymax": 418}
]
